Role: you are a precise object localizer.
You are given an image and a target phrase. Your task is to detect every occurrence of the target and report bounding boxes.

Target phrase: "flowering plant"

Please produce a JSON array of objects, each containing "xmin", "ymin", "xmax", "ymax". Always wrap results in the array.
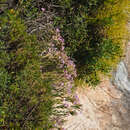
[{"xmin": 0, "ymin": 2, "xmax": 81, "ymax": 129}]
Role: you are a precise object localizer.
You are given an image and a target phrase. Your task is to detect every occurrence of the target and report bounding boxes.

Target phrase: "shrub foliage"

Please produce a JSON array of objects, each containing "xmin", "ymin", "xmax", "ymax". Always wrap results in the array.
[{"xmin": 52, "ymin": 0, "xmax": 129, "ymax": 85}]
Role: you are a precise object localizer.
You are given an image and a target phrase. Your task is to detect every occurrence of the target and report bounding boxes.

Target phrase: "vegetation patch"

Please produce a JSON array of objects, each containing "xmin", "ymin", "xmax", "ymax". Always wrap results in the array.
[
  {"xmin": 52, "ymin": 0, "xmax": 129, "ymax": 86},
  {"xmin": 0, "ymin": 2, "xmax": 80, "ymax": 129},
  {"xmin": 0, "ymin": 0, "xmax": 129, "ymax": 129}
]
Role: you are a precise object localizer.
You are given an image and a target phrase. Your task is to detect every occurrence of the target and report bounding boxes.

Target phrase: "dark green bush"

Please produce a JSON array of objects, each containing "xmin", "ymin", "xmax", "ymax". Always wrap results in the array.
[{"xmin": 52, "ymin": 0, "xmax": 128, "ymax": 85}]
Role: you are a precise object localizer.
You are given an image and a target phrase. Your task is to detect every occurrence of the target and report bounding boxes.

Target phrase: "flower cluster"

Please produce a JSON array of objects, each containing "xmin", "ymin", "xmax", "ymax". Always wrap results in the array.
[
  {"xmin": 41, "ymin": 27, "xmax": 80, "ymax": 128},
  {"xmin": 41, "ymin": 8, "xmax": 45, "ymax": 12},
  {"xmin": 50, "ymin": 29, "xmax": 77, "ymax": 93},
  {"xmin": 27, "ymin": 10, "xmax": 80, "ymax": 128}
]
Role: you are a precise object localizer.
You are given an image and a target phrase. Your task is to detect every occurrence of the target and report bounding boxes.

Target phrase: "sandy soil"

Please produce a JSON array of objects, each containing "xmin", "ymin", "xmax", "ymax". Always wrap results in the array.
[{"xmin": 62, "ymin": 76, "xmax": 130, "ymax": 130}]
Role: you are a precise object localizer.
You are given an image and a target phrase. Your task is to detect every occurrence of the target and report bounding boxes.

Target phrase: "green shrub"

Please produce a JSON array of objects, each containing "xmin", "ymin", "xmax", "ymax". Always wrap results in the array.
[
  {"xmin": 0, "ymin": 10, "xmax": 54, "ymax": 129},
  {"xmin": 52, "ymin": 0, "xmax": 129, "ymax": 86}
]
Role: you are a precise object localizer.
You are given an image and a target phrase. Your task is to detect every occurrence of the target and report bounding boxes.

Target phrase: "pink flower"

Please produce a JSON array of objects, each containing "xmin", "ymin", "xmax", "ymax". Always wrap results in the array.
[
  {"xmin": 74, "ymin": 94, "xmax": 79, "ymax": 102},
  {"xmin": 66, "ymin": 74, "xmax": 71, "ymax": 79},
  {"xmin": 64, "ymin": 70, "xmax": 67, "ymax": 74},
  {"xmin": 69, "ymin": 85, "xmax": 73, "ymax": 89},
  {"xmin": 61, "ymin": 59, "xmax": 65, "ymax": 64},
  {"xmin": 51, "ymin": 43, "xmax": 54, "ymax": 47},
  {"xmin": 41, "ymin": 8, "xmax": 45, "ymax": 12},
  {"xmin": 48, "ymin": 48, "xmax": 51, "ymax": 53},
  {"xmin": 64, "ymin": 103, "xmax": 69, "ymax": 108},
  {"xmin": 58, "ymin": 37, "xmax": 64, "ymax": 43},
  {"xmin": 56, "ymin": 28, "xmax": 60, "ymax": 33},
  {"xmin": 61, "ymin": 83, "xmax": 64, "ymax": 86},
  {"xmin": 74, "ymin": 100, "xmax": 78, "ymax": 104},
  {"xmin": 61, "ymin": 46, "xmax": 65, "ymax": 51}
]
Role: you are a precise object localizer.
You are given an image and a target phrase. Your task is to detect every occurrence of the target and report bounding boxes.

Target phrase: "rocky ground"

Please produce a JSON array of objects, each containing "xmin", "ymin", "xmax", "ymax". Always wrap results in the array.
[{"xmin": 63, "ymin": 78, "xmax": 130, "ymax": 130}]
